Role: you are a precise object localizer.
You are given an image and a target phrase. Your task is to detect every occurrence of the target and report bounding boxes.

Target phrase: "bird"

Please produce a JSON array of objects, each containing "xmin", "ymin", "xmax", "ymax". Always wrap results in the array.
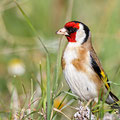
[{"xmin": 56, "ymin": 21, "xmax": 120, "ymax": 112}]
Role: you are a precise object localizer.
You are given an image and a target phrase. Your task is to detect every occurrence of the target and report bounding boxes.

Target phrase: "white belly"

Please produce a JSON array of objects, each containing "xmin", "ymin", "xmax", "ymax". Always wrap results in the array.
[
  {"xmin": 63, "ymin": 64, "xmax": 98, "ymax": 101},
  {"xmin": 63, "ymin": 43, "xmax": 98, "ymax": 101}
]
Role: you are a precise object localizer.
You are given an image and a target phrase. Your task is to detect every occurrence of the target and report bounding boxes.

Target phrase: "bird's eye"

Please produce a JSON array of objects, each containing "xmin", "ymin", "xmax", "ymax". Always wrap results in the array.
[{"xmin": 66, "ymin": 27, "xmax": 77, "ymax": 34}]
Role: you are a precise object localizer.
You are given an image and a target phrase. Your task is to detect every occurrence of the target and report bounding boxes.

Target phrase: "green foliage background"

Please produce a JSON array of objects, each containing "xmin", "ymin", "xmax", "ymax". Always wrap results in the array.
[{"xmin": 0, "ymin": 0, "xmax": 120, "ymax": 119}]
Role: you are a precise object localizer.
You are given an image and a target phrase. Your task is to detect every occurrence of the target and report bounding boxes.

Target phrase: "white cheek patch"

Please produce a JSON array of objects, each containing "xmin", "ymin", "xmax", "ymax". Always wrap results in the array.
[{"xmin": 75, "ymin": 24, "xmax": 86, "ymax": 44}]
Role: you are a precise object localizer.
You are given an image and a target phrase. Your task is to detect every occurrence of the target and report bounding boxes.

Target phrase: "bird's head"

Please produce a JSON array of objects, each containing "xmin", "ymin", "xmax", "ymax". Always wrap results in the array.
[{"xmin": 57, "ymin": 21, "xmax": 90, "ymax": 44}]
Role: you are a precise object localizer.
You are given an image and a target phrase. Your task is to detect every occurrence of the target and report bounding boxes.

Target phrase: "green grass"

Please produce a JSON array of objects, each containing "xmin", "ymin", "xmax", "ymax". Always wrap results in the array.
[
  {"xmin": 0, "ymin": 0, "xmax": 120, "ymax": 119},
  {"xmin": 46, "ymin": 55, "xmax": 51, "ymax": 120}
]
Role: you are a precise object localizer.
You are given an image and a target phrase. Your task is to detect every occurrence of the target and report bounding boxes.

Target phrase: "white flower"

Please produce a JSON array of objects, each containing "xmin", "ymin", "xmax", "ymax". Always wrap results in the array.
[
  {"xmin": 74, "ymin": 103, "xmax": 96, "ymax": 120},
  {"xmin": 8, "ymin": 59, "xmax": 25, "ymax": 76}
]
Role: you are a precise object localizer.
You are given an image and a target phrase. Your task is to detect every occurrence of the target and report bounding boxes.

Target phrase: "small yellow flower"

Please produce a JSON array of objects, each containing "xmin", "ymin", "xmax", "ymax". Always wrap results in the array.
[
  {"xmin": 54, "ymin": 96, "xmax": 66, "ymax": 109},
  {"xmin": 8, "ymin": 58, "xmax": 25, "ymax": 76}
]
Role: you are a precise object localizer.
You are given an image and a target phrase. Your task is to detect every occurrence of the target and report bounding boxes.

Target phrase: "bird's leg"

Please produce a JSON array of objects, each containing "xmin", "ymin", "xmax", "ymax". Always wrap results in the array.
[
  {"xmin": 92, "ymin": 101, "xmax": 97, "ymax": 108},
  {"xmin": 84, "ymin": 99, "xmax": 93, "ymax": 109},
  {"xmin": 81, "ymin": 99, "xmax": 93, "ymax": 114}
]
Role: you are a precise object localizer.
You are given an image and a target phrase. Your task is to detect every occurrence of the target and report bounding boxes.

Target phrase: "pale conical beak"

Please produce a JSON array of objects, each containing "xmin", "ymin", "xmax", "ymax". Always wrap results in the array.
[{"xmin": 56, "ymin": 28, "xmax": 69, "ymax": 36}]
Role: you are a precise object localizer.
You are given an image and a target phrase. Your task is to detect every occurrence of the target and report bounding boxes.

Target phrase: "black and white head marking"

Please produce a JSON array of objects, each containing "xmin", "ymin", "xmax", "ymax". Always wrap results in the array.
[{"xmin": 72, "ymin": 21, "xmax": 90, "ymax": 44}]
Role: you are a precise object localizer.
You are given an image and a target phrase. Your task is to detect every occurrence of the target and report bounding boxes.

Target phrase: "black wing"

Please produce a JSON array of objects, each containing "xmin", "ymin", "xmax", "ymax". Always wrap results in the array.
[{"xmin": 90, "ymin": 55, "xmax": 110, "ymax": 89}]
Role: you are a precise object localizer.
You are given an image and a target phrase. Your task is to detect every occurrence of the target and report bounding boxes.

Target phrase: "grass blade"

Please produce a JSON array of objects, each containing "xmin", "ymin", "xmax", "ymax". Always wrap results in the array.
[
  {"xmin": 14, "ymin": 0, "xmax": 48, "ymax": 54},
  {"xmin": 53, "ymin": 108, "xmax": 71, "ymax": 120},
  {"xmin": 46, "ymin": 54, "xmax": 51, "ymax": 120}
]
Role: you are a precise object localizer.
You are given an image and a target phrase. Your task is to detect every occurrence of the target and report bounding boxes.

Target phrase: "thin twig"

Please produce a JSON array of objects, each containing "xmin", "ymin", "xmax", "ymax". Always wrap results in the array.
[{"xmin": 53, "ymin": 108, "xmax": 71, "ymax": 120}]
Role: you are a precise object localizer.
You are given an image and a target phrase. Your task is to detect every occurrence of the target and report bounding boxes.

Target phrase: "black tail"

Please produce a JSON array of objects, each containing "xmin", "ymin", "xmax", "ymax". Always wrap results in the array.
[{"xmin": 106, "ymin": 91, "xmax": 120, "ymax": 113}]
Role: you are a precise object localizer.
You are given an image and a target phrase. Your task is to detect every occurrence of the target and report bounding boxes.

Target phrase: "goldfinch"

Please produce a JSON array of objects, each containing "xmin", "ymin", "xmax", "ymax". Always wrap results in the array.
[{"xmin": 56, "ymin": 21, "xmax": 120, "ymax": 112}]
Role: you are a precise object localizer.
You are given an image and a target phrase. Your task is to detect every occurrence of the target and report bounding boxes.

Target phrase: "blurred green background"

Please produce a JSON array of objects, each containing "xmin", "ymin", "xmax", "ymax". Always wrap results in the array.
[{"xmin": 0, "ymin": 0, "xmax": 120, "ymax": 119}]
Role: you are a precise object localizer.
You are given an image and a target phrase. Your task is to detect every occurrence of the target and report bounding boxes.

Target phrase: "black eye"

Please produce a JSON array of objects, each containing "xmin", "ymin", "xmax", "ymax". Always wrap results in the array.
[{"xmin": 66, "ymin": 27, "xmax": 77, "ymax": 34}]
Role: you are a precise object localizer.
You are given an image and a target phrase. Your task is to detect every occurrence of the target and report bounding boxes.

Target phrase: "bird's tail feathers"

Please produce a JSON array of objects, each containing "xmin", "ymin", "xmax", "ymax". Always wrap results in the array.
[{"xmin": 106, "ymin": 92, "xmax": 120, "ymax": 113}]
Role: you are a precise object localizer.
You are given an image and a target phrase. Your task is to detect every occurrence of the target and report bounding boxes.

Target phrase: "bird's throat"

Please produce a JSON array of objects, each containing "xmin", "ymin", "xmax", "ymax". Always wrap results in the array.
[{"xmin": 66, "ymin": 32, "xmax": 76, "ymax": 42}]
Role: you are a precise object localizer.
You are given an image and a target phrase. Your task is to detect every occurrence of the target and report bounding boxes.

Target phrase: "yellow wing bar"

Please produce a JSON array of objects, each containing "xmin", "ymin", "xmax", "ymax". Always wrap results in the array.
[{"xmin": 101, "ymin": 71, "xmax": 110, "ymax": 89}]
